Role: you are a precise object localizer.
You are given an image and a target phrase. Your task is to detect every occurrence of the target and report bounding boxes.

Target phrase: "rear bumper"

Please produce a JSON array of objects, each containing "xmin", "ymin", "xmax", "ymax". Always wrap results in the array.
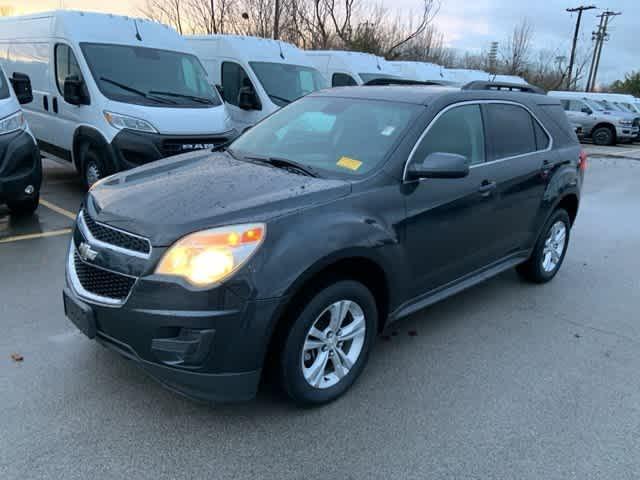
[
  {"xmin": 0, "ymin": 130, "xmax": 41, "ymax": 204},
  {"xmin": 109, "ymin": 129, "xmax": 236, "ymax": 171}
]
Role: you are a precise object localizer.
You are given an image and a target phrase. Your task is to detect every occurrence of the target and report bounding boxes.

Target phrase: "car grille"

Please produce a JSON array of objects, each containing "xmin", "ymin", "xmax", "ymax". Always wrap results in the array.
[
  {"xmin": 82, "ymin": 211, "xmax": 151, "ymax": 255},
  {"xmin": 161, "ymin": 136, "xmax": 230, "ymax": 156},
  {"xmin": 73, "ymin": 251, "xmax": 136, "ymax": 301}
]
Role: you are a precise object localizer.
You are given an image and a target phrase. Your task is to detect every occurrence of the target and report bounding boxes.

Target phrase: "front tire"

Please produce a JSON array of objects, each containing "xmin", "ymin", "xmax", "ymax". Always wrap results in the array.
[
  {"xmin": 7, "ymin": 193, "xmax": 40, "ymax": 216},
  {"xmin": 592, "ymin": 125, "xmax": 615, "ymax": 146},
  {"xmin": 517, "ymin": 209, "xmax": 571, "ymax": 283},
  {"xmin": 81, "ymin": 147, "xmax": 108, "ymax": 190},
  {"xmin": 279, "ymin": 280, "xmax": 378, "ymax": 406}
]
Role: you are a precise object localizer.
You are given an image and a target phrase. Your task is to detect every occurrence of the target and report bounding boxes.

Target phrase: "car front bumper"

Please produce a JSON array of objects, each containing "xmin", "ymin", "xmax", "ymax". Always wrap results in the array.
[
  {"xmin": 615, "ymin": 125, "xmax": 639, "ymax": 140},
  {"xmin": 0, "ymin": 129, "xmax": 41, "ymax": 204}
]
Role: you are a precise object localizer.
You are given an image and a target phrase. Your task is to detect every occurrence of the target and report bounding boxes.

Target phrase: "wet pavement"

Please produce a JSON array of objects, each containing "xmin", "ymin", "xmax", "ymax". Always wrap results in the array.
[{"xmin": 1, "ymin": 154, "xmax": 640, "ymax": 479}]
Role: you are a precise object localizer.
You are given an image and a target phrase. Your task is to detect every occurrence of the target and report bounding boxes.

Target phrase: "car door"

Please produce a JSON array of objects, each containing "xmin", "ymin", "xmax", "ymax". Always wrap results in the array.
[
  {"xmin": 220, "ymin": 61, "xmax": 262, "ymax": 131},
  {"xmin": 403, "ymin": 103, "xmax": 498, "ymax": 296},
  {"xmin": 565, "ymin": 99, "xmax": 596, "ymax": 134},
  {"xmin": 481, "ymin": 102, "xmax": 551, "ymax": 259}
]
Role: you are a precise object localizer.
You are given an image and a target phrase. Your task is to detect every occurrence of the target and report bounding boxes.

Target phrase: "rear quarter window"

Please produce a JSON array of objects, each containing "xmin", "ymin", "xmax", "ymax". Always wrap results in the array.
[{"xmin": 484, "ymin": 103, "xmax": 536, "ymax": 160}]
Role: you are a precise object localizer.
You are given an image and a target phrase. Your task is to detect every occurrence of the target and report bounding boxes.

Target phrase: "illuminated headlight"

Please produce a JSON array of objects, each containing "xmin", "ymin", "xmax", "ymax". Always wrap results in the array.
[
  {"xmin": 103, "ymin": 111, "xmax": 157, "ymax": 133},
  {"xmin": 0, "ymin": 111, "xmax": 26, "ymax": 135},
  {"xmin": 618, "ymin": 119, "xmax": 633, "ymax": 127},
  {"xmin": 155, "ymin": 224, "xmax": 265, "ymax": 287}
]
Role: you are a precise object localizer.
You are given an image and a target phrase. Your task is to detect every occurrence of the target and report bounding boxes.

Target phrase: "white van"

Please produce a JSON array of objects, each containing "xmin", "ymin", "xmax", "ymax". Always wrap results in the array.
[
  {"xmin": 387, "ymin": 61, "xmax": 450, "ymax": 84},
  {"xmin": 0, "ymin": 11, "xmax": 233, "ymax": 188},
  {"xmin": 439, "ymin": 68, "xmax": 490, "ymax": 86},
  {"xmin": 305, "ymin": 50, "xmax": 401, "ymax": 87},
  {"xmin": 0, "ymin": 67, "xmax": 41, "ymax": 214},
  {"xmin": 186, "ymin": 35, "xmax": 327, "ymax": 131}
]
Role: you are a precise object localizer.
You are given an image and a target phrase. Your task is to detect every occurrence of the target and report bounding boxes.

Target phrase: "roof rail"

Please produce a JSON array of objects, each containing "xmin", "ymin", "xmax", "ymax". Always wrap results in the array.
[
  {"xmin": 363, "ymin": 78, "xmax": 449, "ymax": 87},
  {"xmin": 462, "ymin": 81, "xmax": 546, "ymax": 95}
]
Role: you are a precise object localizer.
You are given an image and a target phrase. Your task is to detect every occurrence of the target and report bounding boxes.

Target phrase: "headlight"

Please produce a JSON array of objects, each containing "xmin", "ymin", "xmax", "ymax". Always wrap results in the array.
[
  {"xmin": 618, "ymin": 119, "xmax": 633, "ymax": 127},
  {"xmin": 104, "ymin": 111, "xmax": 157, "ymax": 133},
  {"xmin": 155, "ymin": 223, "xmax": 266, "ymax": 287},
  {"xmin": 0, "ymin": 111, "xmax": 26, "ymax": 135}
]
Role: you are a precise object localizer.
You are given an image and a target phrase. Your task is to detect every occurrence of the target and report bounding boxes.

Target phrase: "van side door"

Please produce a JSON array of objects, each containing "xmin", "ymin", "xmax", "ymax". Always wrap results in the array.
[{"xmin": 220, "ymin": 61, "xmax": 263, "ymax": 131}]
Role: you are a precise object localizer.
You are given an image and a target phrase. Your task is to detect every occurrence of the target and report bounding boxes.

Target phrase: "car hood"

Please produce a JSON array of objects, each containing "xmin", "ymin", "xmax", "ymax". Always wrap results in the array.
[{"xmin": 87, "ymin": 151, "xmax": 351, "ymax": 246}]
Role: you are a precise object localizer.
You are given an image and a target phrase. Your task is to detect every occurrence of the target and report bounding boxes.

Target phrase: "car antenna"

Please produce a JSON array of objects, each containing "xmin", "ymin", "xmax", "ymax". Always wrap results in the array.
[
  {"xmin": 376, "ymin": 55, "xmax": 381, "ymax": 71},
  {"xmin": 133, "ymin": 19, "xmax": 143, "ymax": 41},
  {"xmin": 277, "ymin": 41, "xmax": 285, "ymax": 60}
]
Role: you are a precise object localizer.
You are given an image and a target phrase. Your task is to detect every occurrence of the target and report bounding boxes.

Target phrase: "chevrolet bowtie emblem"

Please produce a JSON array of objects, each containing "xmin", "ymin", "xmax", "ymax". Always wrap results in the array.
[{"xmin": 78, "ymin": 242, "xmax": 98, "ymax": 262}]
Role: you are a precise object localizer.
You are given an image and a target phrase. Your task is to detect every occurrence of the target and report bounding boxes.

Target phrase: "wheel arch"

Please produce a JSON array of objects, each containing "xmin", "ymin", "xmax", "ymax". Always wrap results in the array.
[
  {"xmin": 591, "ymin": 122, "xmax": 616, "ymax": 142},
  {"xmin": 72, "ymin": 126, "xmax": 115, "ymax": 173}
]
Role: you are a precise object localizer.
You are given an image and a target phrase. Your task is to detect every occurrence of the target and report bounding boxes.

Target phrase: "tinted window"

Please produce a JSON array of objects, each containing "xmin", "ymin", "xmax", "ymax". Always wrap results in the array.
[
  {"xmin": 81, "ymin": 43, "xmax": 219, "ymax": 107},
  {"xmin": 55, "ymin": 44, "xmax": 82, "ymax": 94},
  {"xmin": 413, "ymin": 104, "xmax": 485, "ymax": 166},
  {"xmin": 358, "ymin": 73, "xmax": 401, "ymax": 83},
  {"xmin": 533, "ymin": 119, "xmax": 550, "ymax": 150},
  {"xmin": 222, "ymin": 62, "xmax": 256, "ymax": 107},
  {"xmin": 485, "ymin": 104, "xmax": 536, "ymax": 160},
  {"xmin": 332, "ymin": 73, "xmax": 357, "ymax": 87},
  {"xmin": 250, "ymin": 62, "xmax": 326, "ymax": 107},
  {"xmin": 230, "ymin": 96, "xmax": 421, "ymax": 178}
]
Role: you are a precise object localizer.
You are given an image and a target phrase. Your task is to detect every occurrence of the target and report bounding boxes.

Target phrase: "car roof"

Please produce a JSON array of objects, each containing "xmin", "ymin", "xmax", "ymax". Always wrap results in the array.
[{"xmin": 310, "ymin": 85, "xmax": 561, "ymax": 107}]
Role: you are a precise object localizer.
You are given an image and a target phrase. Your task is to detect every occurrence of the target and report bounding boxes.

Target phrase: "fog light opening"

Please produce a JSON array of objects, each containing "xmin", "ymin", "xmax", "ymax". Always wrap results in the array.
[{"xmin": 24, "ymin": 185, "xmax": 34, "ymax": 195}]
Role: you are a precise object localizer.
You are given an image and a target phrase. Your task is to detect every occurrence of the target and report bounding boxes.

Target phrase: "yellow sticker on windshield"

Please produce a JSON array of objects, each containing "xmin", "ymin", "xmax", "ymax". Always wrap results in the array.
[{"xmin": 337, "ymin": 156, "xmax": 362, "ymax": 171}]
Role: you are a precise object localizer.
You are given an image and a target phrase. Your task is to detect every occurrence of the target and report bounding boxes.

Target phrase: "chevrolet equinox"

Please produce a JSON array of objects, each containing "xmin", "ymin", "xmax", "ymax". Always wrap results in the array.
[{"xmin": 64, "ymin": 85, "xmax": 585, "ymax": 406}]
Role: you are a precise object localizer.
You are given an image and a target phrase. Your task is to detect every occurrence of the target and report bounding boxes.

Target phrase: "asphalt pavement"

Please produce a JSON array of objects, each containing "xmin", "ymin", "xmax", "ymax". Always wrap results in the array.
[{"xmin": 1, "ymin": 154, "xmax": 640, "ymax": 479}]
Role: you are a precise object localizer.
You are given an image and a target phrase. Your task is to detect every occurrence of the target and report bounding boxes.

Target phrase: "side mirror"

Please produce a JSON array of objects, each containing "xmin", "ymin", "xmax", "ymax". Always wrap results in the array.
[
  {"xmin": 581, "ymin": 107, "xmax": 592, "ymax": 115},
  {"xmin": 10, "ymin": 72, "xmax": 33, "ymax": 105},
  {"xmin": 406, "ymin": 152, "xmax": 470, "ymax": 180},
  {"xmin": 238, "ymin": 85, "xmax": 260, "ymax": 110},
  {"xmin": 63, "ymin": 75, "xmax": 90, "ymax": 106}
]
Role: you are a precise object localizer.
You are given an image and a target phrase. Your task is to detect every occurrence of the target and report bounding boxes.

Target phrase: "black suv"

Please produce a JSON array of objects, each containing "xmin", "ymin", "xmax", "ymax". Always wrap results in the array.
[{"xmin": 63, "ymin": 85, "xmax": 585, "ymax": 406}]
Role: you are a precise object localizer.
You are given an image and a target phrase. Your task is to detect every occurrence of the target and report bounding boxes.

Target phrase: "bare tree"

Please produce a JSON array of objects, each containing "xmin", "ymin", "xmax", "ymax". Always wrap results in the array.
[
  {"xmin": 501, "ymin": 17, "xmax": 534, "ymax": 76},
  {"xmin": 141, "ymin": 0, "xmax": 185, "ymax": 34}
]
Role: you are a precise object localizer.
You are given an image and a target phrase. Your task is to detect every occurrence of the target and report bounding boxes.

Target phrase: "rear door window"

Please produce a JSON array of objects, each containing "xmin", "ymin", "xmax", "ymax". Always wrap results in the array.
[{"xmin": 484, "ymin": 103, "xmax": 536, "ymax": 160}]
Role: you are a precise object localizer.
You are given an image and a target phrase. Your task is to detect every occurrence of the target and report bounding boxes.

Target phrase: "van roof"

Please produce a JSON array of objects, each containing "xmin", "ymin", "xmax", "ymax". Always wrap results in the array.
[
  {"xmin": 0, "ymin": 10, "xmax": 188, "ymax": 53},
  {"xmin": 306, "ymin": 50, "xmax": 396, "ymax": 76},
  {"xmin": 186, "ymin": 35, "xmax": 314, "ymax": 67},
  {"xmin": 388, "ymin": 61, "xmax": 445, "ymax": 82}
]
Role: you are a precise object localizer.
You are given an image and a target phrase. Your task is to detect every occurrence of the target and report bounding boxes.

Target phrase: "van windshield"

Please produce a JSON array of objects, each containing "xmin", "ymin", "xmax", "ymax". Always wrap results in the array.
[
  {"xmin": 249, "ymin": 62, "xmax": 327, "ymax": 107},
  {"xmin": 229, "ymin": 95, "xmax": 421, "ymax": 178},
  {"xmin": 80, "ymin": 43, "xmax": 221, "ymax": 108}
]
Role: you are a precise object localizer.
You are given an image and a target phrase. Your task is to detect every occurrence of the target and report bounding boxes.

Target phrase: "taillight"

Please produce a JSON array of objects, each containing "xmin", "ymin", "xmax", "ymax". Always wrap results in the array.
[{"xmin": 578, "ymin": 149, "xmax": 588, "ymax": 172}]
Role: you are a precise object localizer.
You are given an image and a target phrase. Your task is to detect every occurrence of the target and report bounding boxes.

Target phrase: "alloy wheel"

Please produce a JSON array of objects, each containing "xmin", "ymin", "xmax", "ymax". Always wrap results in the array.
[
  {"xmin": 541, "ymin": 220, "xmax": 567, "ymax": 273},
  {"xmin": 301, "ymin": 300, "xmax": 366, "ymax": 389}
]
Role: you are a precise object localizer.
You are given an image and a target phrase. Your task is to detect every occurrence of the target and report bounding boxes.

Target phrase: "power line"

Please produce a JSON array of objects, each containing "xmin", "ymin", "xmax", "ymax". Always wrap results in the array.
[
  {"xmin": 586, "ymin": 10, "xmax": 621, "ymax": 91},
  {"xmin": 565, "ymin": 5, "xmax": 597, "ymax": 90}
]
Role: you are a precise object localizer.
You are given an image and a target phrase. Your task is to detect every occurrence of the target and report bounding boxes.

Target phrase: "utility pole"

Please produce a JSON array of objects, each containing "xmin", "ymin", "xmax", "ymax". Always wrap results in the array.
[
  {"xmin": 566, "ymin": 5, "xmax": 596, "ymax": 90},
  {"xmin": 588, "ymin": 10, "xmax": 621, "ymax": 91},
  {"xmin": 210, "ymin": 0, "xmax": 215, "ymax": 34},
  {"xmin": 585, "ymin": 12, "xmax": 604, "ymax": 91}
]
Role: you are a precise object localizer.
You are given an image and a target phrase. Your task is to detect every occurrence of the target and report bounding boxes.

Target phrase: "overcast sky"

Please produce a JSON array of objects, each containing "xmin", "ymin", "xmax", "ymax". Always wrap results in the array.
[{"xmin": 6, "ymin": 0, "xmax": 637, "ymax": 85}]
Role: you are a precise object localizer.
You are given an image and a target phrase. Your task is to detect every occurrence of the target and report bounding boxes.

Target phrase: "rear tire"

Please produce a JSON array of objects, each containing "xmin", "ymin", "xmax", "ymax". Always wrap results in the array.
[
  {"xmin": 279, "ymin": 280, "xmax": 378, "ymax": 407},
  {"xmin": 7, "ymin": 193, "xmax": 39, "ymax": 216},
  {"xmin": 592, "ymin": 125, "xmax": 615, "ymax": 146},
  {"xmin": 517, "ymin": 209, "xmax": 571, "ymax": 283}
]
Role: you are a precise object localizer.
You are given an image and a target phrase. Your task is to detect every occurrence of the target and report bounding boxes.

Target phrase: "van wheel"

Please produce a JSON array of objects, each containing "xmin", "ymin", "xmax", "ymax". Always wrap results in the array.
[
  {"xmin": 592, "ymin": 126, "xmax": 615, "ymax": 146},
  {"xmin": 7, "ymin": 193, "xmax": 40, "ymax": 216},
  {"xmin": 279, "ymin": 280, "xmax": 377, "ymax": 407},
  {"xmin": 517, "ymin": 209, "xmax": 571, "ymax": 283},
  {"xmin": 81, "ymin": 147, "xmax": 107, "ymax": 190}
]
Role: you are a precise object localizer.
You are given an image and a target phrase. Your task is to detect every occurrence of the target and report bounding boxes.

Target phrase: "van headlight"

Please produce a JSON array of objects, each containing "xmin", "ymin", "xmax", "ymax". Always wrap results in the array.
[
  {"xmin": 103, "ymin": 111, "xmax": 157, "ymax": 133},
  {"xmin": 155, "ymin": 224, "xmax": 266, "ymax": 287},
  {"xmin": 0, "ymin": 111, "xmax": 26, "ymax": 135}
]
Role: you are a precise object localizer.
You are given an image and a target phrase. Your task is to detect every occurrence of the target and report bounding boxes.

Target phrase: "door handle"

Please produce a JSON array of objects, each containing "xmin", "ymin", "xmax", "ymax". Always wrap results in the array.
[
  {"xmin": 43, "ymin": 95, "xmax": 48, "ymax": 111},
  {"xmin": 478, "ymin": 180, "xmax": 497, "ymax": 197}
]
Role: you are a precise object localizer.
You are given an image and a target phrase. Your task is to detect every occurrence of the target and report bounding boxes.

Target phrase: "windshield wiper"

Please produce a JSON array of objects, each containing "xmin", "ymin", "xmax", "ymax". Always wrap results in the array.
[
  {"xmin": 244, "ymin": 155, "xmax": 319, "ymax": 178},
  {"xmin": 267, "ymin": 93, "xmax": 293, "ymax": 105},
  {"xmin": 148, "ymin": 90, "xmax": 214, "ymax": 105},
  {"xmin": 99, "ymin": 77, "xmax": 175, "ymax": 105}
]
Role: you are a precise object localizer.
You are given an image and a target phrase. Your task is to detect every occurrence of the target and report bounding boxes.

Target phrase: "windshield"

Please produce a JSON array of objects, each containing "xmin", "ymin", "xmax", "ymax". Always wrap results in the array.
[
  {"xmin": 249, "ymin": 62, "xmax": 327, "ymax": 107},
  {"xmin": 358, "ymin": 73, "xmax": 401, "ymax": 83},
  {"xmin": 80, "ymin": 43, "xmax": 221, "ymax": 108},
  {"xmin": 230, "ymin": 95, "xmax": 421, "ymax": 178}
]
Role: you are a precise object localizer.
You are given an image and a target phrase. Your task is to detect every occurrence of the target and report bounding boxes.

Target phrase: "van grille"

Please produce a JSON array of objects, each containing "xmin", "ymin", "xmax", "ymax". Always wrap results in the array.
[
  {"xmin": 73, "ymin": 251, "xmax": 136, "ymax": 301},
  {"xmin": 161, "ymin": 136, "xmax": 230, "ymax": 156},
  {"xmin": 82, "ymin": 211, "xmax": 151, "ymax": 255}
]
